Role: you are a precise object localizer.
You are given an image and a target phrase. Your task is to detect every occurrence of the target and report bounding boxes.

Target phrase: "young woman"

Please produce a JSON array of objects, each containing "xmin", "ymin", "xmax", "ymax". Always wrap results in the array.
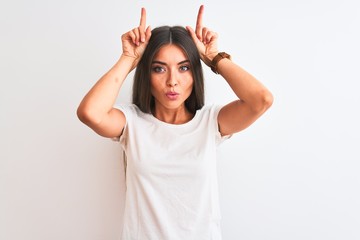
[{"xmin": 77, "ymin": 5, "xmax": 273, "ymax": 240}]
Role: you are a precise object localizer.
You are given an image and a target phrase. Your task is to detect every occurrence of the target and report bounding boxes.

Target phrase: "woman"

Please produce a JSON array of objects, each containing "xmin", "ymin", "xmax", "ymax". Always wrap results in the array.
[{"xmin": 77, "ymin": 5, "xmax": 273, "ymax": 240}]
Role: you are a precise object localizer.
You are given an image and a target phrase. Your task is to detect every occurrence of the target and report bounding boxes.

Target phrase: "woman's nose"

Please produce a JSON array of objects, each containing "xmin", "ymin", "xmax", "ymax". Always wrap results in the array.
[
  {"xmin": 167, "ymin": 81, "xmax": 178, "ymax": 87},
  {"xmin": 166, "ymin": 72, "xmax": 178, "ymax": 87}
]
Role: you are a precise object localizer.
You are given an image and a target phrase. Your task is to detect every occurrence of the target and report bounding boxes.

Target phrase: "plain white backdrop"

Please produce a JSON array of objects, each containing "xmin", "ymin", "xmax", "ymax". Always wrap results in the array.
[{"xmin": 1, "ymin": 0, "xmax": 360, "ymax": 239}]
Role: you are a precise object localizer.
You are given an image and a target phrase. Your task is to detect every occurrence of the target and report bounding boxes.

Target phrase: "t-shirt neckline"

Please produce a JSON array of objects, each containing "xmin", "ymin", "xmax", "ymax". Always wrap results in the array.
[{"xmin": 141, "ymin": 108, "xmax": 202, "ymax": 129}]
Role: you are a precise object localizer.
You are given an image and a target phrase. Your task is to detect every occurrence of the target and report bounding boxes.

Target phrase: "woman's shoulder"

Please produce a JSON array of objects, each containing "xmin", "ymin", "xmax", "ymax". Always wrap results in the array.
[
  {"xmin": 197, "ymin": 104, "xmax": 223, "ymax": 117},
  {"xmin": 115, "ymin": 103, "xmax": 139, "ymax": 113},
  {"xmin": 114, "ymin": 103, "xmax": 144, "ymax": 120}
]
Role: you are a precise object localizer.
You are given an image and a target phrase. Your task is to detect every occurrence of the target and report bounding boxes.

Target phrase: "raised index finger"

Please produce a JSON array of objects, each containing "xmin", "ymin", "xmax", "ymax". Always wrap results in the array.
[
  {"xmin": 196, "ymin": 5, "xmax": 204, "ymax": 29},
  {"xmin": 139, "ymin": 7, "xmax": 147, "ymax": 29}
]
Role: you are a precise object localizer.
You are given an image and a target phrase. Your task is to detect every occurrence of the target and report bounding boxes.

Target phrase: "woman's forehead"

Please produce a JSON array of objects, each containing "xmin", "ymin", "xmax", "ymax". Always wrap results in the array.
[{"xmin": 153, "ymin": 44, "xmax": 188, "ymax": 62}]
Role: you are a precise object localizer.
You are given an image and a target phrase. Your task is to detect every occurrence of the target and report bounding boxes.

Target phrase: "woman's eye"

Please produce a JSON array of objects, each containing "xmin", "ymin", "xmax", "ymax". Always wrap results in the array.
[
  {"xmin": 179, "ymin": 65, "xmax": 190, "ymax": 71},
  {"xmin": 152, "ymin": 66, "xmax": 165, "ymax": 73}
]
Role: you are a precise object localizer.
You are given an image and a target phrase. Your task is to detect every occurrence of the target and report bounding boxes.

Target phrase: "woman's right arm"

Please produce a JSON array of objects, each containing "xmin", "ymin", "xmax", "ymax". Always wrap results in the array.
[{"xmin": 77, "ymin": 8, "xmax": 151, "ymax": 138}]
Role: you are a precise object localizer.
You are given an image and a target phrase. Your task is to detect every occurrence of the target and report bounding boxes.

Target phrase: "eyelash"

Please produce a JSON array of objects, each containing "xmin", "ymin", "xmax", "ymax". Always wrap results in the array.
[{"xmin": 151, "ymin": 65, "xmax": 191, "ymax": 73}]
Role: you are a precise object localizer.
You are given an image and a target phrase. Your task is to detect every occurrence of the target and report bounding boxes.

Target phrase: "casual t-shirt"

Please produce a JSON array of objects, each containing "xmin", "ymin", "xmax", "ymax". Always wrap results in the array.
[{"xmin": 115, "ymin": 104, "xmax": 229, "ymax": 240}]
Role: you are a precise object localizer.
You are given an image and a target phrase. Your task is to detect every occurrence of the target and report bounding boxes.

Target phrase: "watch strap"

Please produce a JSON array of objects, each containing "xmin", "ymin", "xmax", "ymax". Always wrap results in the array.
[{"xmin": 210, "ymin": 52, "xmax": 231, "ymax": 74}]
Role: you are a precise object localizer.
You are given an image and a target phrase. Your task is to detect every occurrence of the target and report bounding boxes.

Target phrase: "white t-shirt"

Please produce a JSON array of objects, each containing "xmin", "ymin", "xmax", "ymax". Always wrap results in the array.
[{"xmin": 116, "ymin": 104, "xmax": 229, "ymax": 240}]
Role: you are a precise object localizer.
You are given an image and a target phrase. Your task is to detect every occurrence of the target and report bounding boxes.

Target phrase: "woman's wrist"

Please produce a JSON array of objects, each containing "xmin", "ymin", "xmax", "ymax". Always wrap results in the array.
[
  {"xmin": 209, "ymin": 52, "xmax": 231, "ymax": 74},
  {"xmin": 119, "ymin": 53, "xmax": 140, "ymax": 71},
  {"xmin": 203, "ymin": 52, "xmax": 218, "ymax": 66}
]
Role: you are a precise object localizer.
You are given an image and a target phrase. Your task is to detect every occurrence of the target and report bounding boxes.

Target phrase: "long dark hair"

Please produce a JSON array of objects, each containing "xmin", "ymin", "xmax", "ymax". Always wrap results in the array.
[{"xmin": 132, "ymin": 26, "xmax": 204, "ymax": 114}]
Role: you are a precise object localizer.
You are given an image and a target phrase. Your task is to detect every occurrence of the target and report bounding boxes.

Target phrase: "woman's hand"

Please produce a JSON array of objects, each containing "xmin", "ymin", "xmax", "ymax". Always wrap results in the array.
[
  {"xmin": 186, "ymin": 5, "xmax": 218, "ymax": 67},
  {"xmin": 121, "ymin": 8, "xmax": 151, "ymax": 69}
]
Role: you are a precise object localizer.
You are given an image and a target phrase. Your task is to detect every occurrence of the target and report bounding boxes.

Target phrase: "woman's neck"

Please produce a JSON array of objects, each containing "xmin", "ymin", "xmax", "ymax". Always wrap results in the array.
[{"xmin": 152, "ymin": 105, "xmax": 194, "ymax": 124}]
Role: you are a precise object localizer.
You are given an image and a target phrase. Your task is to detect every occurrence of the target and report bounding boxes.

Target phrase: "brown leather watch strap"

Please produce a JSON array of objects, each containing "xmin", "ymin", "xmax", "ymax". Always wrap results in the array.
[{"xmin": 210, "ymin": 52, "xmax": 231, "ymax": 74}]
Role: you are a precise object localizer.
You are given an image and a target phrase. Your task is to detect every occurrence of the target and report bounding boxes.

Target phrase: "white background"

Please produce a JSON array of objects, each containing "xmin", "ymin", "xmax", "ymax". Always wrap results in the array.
[{"xmin": 1, "ymin": 0, "xmax": 360, "ymax": 239}]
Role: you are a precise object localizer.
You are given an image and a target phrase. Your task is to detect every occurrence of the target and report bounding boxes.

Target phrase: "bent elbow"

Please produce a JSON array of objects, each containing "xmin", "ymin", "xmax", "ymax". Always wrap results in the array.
[
  {"xmin": 77, "ymin": 104, "xmax": 101, "ymax": 126},
  {"xmin": 77, "ymin": 105, "xmax": 89, "ymax": 124},
  {"xmin": 254, "ymin": 89, "xmax": 274, "ymax": 114},
  {"xmin": 263, "ymin": 90, "xmax": 274, "ymax": 110},
  {"xmin": 77, "ymin": 106, "xmax": 85, "ymax": 122}
]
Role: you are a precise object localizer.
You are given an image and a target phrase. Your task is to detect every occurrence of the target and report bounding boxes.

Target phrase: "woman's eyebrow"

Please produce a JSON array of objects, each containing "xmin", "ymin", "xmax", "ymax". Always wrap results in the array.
[
  {"xmin": 152, "ymin": 60, "xmax": 167, "ymax": 65},
  {"xmin": 178, "ymin": 60, "xmax": 190, "ymax": 65},
  {"xmin": 151, "ymin": 60, "xmax": 190, "ymax": 65}
]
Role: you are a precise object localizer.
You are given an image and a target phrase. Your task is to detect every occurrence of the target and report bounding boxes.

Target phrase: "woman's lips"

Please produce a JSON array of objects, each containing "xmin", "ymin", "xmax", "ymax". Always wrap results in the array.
[{"xmin": 165, "ymin": 92, "xmax": 179, "ymax": 100}]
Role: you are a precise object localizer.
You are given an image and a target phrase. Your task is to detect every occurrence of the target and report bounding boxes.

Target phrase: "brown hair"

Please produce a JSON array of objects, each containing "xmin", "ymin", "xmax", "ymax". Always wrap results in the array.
[{"xmin": 132, "ymin": 26, "xmax": 204, "ymax": 114}]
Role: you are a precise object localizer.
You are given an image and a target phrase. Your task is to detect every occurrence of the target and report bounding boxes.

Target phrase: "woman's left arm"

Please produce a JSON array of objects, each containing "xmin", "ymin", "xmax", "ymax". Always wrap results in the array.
[
  {"xmin": 214, "ymin": 57, "xmax": 273, "ymax": 135},
  {"xmin": 187, "ymin": 5, "xmax": 273, "ymax": 136}
]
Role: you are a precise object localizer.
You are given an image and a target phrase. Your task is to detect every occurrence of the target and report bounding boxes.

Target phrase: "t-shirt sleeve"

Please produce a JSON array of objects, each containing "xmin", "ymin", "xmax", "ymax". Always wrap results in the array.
[
  {"xmin": 110, "ymin": 104, "xmax": 132, "ymax": 142},
  {"xmin": 212, "ymin": 105, "xmax": 232, "ymax": 145}
]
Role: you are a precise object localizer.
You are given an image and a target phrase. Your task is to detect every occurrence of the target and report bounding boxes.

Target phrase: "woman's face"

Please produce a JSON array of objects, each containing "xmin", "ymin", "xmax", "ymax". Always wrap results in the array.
[{"xmin": 150, "ymin": 44, "xmax": 194, "ymax": 112}]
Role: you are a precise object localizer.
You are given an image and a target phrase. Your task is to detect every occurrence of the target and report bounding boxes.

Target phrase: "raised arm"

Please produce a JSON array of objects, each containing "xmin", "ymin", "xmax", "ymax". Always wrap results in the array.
[
  {"xmin": 187, "ymin": 5, "xmax": 273, "ymax": 136},
  {"xmin": 77, "ymin": 8, "xmax": 151, "ymax": 138}
]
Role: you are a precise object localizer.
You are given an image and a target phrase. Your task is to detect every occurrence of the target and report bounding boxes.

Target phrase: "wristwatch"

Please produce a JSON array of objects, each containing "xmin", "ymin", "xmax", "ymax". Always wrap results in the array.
[{"xmin": 210, "ymin": 52, "xmax": 231, "ymax": 74}]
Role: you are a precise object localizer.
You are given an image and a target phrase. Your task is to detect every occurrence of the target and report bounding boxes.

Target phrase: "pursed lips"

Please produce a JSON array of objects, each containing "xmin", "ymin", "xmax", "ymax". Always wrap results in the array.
[{"xmin": 165, "ymin": 91, "xmax": 179, "ymax": 100}]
